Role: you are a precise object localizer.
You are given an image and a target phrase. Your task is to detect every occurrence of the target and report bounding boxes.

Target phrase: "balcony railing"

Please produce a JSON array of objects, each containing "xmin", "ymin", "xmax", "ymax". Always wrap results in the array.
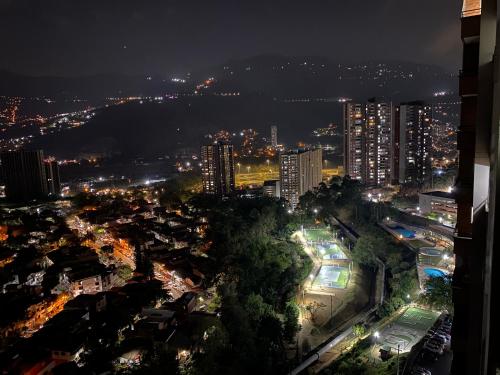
[{"xmin": 462, "ymin": 8, "xmax": 481, "ymax": 17}]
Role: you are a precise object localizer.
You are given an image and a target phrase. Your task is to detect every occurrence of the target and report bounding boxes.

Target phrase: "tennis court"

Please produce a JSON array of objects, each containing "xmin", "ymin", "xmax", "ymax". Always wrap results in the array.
[
  {"xmin": 312, "ymin": 265, "xmax": 350, "ymax": 289},
  {"xmin": 317, "ymin": 242, "xmax": 348, "ymax": 260},
  {"xmin": 303, "ymin": 228, "xmax": 333, "ymax": 243}
]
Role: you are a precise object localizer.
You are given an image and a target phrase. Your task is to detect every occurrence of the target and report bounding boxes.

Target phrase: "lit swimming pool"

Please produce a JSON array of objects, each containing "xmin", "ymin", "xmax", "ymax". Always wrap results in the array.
[
  {"xmin": 391, "ymin": 225, "xmax": 416, "ymax": 239},
  {"xmin": 420, "ymin": 248, "xmax": 442, "ymax": 256},
  {"xmin": 424, "ymin": 268, "xmax": 446, "ymax": 278}
]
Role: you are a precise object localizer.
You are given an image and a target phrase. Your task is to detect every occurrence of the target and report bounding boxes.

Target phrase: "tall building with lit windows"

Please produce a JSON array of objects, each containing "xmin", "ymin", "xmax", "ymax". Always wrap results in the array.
[
  {"xmin": 343, "ymin": 102, "xmax": 366, "ymax": 182},
  {"xmin": 343, "ymin": 99, "xmax": 393, "ymax": 187},
  {"xmin": 201, "ymin": 142, "xmax": 235, "ymax": 196},
  {"xmin": 279, "ymin": 148, "xmax": 322, "ymax": 208},
  {"xmin": 45, "ymin": 160, "xmax": 61, "ymax": 196},
  {"xmin": 395, "ymin": 102, "xmax": 432, "ymax": 185},
  {"xmin": 270, "ymin": 125, "xmax": 278, "ymax": 148}
]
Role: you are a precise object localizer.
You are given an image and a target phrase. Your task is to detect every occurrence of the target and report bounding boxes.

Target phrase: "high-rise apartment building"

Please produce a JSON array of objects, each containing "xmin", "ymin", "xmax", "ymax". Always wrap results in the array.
[
  {"xmin": 45, "ymin": 160, "xmax": 61, "ymax": 196},
  {"xmin": 395, "ymin": 102, "xmax": 432, "ymax": 185},
  {"xmin": 343, "ymin": 99, "xmax": 393, "ymax": 186},
  {"xmin": 279, "ymin": 148, "xmax": 322, "ymax": 208},
  {"xmin": 201, "ymin": 142, "xmax": 235, "ymax": 196},
  {"xmin": 343, "ymin": 102, "xmax": 365, "ymax": 182},
  {"xmin": 0, "ymin": 150, "xmax": 49, "ymax": 201},
  {"xmin": 270, "ymin": 125, "xmax": 278, "ymax": 148},
  {"xmin": 450, "ymin": 0, "xmax": 499, "ymax": 373}
]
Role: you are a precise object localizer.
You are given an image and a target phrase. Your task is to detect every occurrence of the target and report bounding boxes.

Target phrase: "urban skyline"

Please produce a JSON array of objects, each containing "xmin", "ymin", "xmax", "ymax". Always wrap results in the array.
[{"xmin": 1, "ymin": 1, "xmax": 498, "ymax": 375}]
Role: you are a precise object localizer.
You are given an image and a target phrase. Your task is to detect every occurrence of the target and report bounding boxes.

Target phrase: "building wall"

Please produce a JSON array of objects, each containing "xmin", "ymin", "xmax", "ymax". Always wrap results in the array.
[
  {"xmin": 398, "ymin": 102, "xmax": 432, "ymax": 185},
  {"xmin": 280, "ymin": 148, "xmax": 322, "ymax": 208},
  {"xmin": 0, "ymin": 150, "xmax": 48, "ymax": 201},
  {"xmin": 270, "ymin": 125, "xmax": 278, "ymax": 147},
  {"xmin": 343, "ymin": 102, "xmax": 366, "ymax": 182},
  {"xmin": 201, "ymin": 143, "xmax": 235, "ymax": 196},
  {"xmin": 344, "ymin": 100, "xmax": 393, "ymax": 187}
]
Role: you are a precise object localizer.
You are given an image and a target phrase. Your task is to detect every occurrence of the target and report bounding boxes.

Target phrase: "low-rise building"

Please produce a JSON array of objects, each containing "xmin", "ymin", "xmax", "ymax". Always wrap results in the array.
[
  {"xmin": 262, "ymin": 180, "xmax": 280, "ymax": 198},
  {"xmin": 419, "ymin": 191, "xmax": 457, "ymax": 218}
]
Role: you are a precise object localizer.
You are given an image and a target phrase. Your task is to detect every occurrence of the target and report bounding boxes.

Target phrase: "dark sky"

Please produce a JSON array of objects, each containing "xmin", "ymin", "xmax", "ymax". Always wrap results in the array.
[{"xmin": 0, "ymin": 0, "xmax": 462, "ymax": 77}]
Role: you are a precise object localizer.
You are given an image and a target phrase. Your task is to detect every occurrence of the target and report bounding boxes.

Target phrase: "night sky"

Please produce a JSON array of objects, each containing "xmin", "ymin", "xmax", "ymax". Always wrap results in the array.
[{"xmin": 0, "ymin": 0, "xmax": 462, "ymax": 77}]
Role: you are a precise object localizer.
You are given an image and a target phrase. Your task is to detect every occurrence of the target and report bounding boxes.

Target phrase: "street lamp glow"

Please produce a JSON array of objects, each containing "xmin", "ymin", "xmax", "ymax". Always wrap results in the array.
[
  {"xmin": 374, "ymin": 331, "xmax": 380, "ymax": 338},
  {"xmin": 368, "ymin": 193, "xmax": 372, "ymax": 199},
  {"xmin": 313, "ymin": 208, "xmax": 318, "ymax": 214}
]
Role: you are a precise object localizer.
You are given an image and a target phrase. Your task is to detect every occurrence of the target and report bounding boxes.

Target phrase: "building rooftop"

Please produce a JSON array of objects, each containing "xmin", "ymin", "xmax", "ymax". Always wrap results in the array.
[{"xmin": 420, "ymin": 191, "xmax": 455, "ymax": 200}]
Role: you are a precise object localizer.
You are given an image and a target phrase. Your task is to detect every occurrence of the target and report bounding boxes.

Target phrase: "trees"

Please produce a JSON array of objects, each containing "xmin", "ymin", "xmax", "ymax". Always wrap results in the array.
[
  {"xmin": 353, "ymin": 324, "xmax": 366, "ymax": 338},
  {"xmin": 185, "ymin": 197, "xmax": 310, "ymax": 374},
  {"xmin": 419, "ymin": 275, "xmax": 453, "ymax": 311},
  {"xmin": 351, "ymin": 235, "xmax": 383, "ymax": 268},
  {"xmin": 283, "ymin": 302, "xmax": 300, "ymax": 341}
]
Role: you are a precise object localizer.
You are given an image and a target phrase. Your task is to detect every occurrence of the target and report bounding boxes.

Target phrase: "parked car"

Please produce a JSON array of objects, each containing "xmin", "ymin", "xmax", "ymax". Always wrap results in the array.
[
  {"xmin": 411, "ymin": 366, "xmax": 432, "ymax": 375},
  {"xmin": 424, "ymin": 341, "xmax": 443, "ymax": 355}
]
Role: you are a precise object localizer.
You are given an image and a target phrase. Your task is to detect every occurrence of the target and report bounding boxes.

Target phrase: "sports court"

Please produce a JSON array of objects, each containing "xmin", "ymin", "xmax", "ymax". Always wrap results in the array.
[
  {"xmin": 312, "ymin": 265, "xmax": 350, "ymax": 289},
  {"xmin": 316, "ymin": 242, "xmax": 348, "ymax": 260},
  {"xmin": 303, "ymin": 228, "xmax": 333, "ymax": 243},
  {"xmin": 379, "ymin": 307, "xmax": 439, "ymax": 352}
]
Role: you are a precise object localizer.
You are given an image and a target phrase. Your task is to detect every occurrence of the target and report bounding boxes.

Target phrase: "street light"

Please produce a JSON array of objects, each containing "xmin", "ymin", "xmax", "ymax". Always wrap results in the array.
[
  {"xmin": 313, "ymin": 208, "xmax": 318, "ymax": 214},
  {"xmin": 374, "ymin": 331, "xmax": 380, "ymax": 338}
]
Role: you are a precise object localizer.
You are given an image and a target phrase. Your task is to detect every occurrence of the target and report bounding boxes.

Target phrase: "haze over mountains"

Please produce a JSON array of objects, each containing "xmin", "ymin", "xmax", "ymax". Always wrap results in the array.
[
  {"xmin": 2, "ymin": 55, "xmax": 458, "ymax": 161},
  {"xmin": 1, "ymin": 55, "xmax": 456, "ymax": 101}
]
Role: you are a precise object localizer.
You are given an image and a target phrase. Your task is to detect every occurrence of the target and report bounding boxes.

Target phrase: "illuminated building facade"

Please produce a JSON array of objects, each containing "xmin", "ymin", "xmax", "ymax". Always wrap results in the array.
[
  {"xmin": 45, "ymin": 160, "xmax": 61, "ymax": 196},
  {"xmin": 343, "ymin": 99, "xmax": 393, "ymax": 186},
  {"xmin": 396, "ymin": 102, "xmax": 432, "ymax": 185},
  {"xmin": 279, "ymin": 148, "xmax": 322, "ymax": 208},
  {"xmin": 343, "ymin": 102, "xmax": 366, "ymax": 182},
  {"xmin": 270, "ymin": 125, "xmax": 278, "ymax": 148},
  {"xmin": 201, "ymin": 142, "xmax": 235, "ymax": 196}
]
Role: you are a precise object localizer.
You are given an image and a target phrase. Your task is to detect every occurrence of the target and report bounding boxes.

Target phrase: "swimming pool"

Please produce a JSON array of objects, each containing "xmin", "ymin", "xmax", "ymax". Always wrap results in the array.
[
  {"xmin": 424, "ymin": 268, "xmax": 446, "ymax": 278},
  {"xmin": 391, "ymin": 225, "xmax": 416, "ymax": 239},
  {"xmin": 420, "ymin": 248, "xmax": 442, "ymax": 256}
]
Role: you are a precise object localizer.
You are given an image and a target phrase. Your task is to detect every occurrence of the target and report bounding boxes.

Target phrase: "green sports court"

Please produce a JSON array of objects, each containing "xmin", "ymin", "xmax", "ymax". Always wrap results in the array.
[
  {"xmin": 379, "ymin": 307, "xmax": 440, "ymax": 352},
  {"xmin": 303, "ymin": 228, "xmax": 334, "ymax": 243},
  {"xmin": 312, "ymin": 265, "xmax": 350, "ymax": 289}
]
